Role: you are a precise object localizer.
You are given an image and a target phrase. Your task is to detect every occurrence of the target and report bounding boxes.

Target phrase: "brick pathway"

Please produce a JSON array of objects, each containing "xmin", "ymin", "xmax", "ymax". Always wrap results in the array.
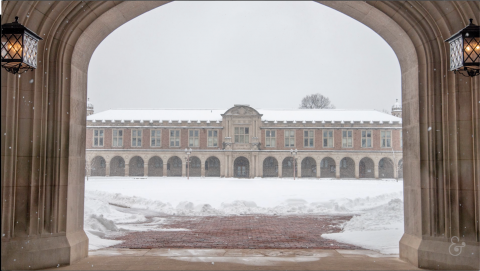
[{"xmin": 111, "ymin": 215, "xmax": 361, "ymax": 250}]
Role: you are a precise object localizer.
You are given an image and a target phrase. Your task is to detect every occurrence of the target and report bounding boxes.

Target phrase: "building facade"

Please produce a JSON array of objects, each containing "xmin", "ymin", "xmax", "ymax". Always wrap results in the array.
[{"xmin": 86, "ymin": 104, "xmax": 403, "ymax": 179}]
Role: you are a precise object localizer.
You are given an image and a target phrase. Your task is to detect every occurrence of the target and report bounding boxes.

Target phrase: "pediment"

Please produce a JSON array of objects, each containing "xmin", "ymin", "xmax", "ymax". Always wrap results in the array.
[{"xmin": 223, "ymin": 105, "xmax": 262, "ymax": 117}]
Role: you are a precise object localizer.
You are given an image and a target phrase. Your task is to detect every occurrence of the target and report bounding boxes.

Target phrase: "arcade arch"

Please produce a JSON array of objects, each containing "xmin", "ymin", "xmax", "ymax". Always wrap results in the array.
[
  {"xmin": 234, "ymin": 157, "xmax": 250, "ymax": 178},
  {"xmin": 320, "ymin": 157, "xmax": 336, "ymax": 178},
  {"xmin": 205, "ymin": 156, "xmax": 221, "ymax": 177},
  {"xmin": 379, "ymin": 157, "xmax": 394, "ymax": 179},
  {"xmin": 129, "ymin": 156, "xmax": 145, "ymax": 176},
  {"xmin": 263, "ymin": 157, "xmax": 278, "ymax": 177},
  {"xmin": 281, "ymin": 157, "xmax": 297, "ymax": 178},
  {"xmin": 110, "ymin": 156, "xmax": 126, "ymax": 176},
  {"xmin": 189, "ymin": 156, "xmax": 201, "ymax": 177},
  {"xmin": 148, "ymin": 156, "xmax": 163, "ymax": 177},
  {"xmin": 339, "ymin": 157, "xmax": 355, "ymax": 178},
  {"xmin": 167, "ymin": 156, "xmax": 183, "ymax": 177},
  {"xmin": 90, "ymin": 156, "xmax": 106, "ymax": 176},
  {"xmin": 359, "ymin": 157, "xmax": 375, "ymax": 179},
  {"xmin": 301, "ymin": 157, "xmax": 317, "ymax": 178}
]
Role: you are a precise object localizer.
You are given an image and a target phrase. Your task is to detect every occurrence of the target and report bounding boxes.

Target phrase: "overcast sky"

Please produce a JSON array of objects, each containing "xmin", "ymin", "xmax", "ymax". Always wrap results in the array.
[{"xmin": 88, "ymin": 1, "xmax": 401, "ymax": 113}]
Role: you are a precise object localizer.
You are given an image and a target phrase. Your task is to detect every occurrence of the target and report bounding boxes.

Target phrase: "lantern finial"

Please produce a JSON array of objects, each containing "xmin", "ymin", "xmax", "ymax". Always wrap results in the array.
[
  {"xmin": 14, "ymin": 16, "xmax": 19, "ymax": 23},
  {"xmin": 469, "ymin": 18, "xmax": 473, "ymax": 25}
]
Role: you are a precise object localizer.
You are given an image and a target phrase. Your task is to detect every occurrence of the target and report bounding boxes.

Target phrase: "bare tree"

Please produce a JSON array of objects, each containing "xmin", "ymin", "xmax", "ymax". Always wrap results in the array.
[{"xmin": 299, "ymin": 93, "xmax": 335, "ymax": 109}]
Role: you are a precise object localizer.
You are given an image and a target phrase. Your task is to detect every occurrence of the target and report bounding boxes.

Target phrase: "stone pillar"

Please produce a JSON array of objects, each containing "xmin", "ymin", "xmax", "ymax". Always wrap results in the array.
[
  {"xmin": 297, "ymin": 158, "xmax": 302, "ymax": 178},
  {"xmin": 335, "ymin": 159, "xmax": 340, "ymax": 179},
  {"xmin": 163, "ymin": 162, "xmax": 167, "ymax": 177},
  {"xmin": 125, "ymin": 166, "xmax": 129, "ymax": 177},
  {"xmin": 105, "ymin": 162, "xmax": 110, "ymax": 177},
  {"xmin": 316, "ymin": 160, "xmax": 321, "ymax": 178},
  {"xmin": 144, "ymin": 164, "xmax": 148, "ymax": 177},
  {"xmin": 201, "ymin": 161, "xmax": 205, "ymax": 177},
  {"xmin": 355, "ymin": 160, "xmax": 360, "ymax": 179},
  {"xmin": 278, "ymin": 160, "xmax": 282, "ymax": 178},
  {"xmin": 374, "ymin": 161, "xmax": 379, "ymax": 179},
  {"xmin": 182, "ymin": 161, "xmax": 186, "ymax": 177}
]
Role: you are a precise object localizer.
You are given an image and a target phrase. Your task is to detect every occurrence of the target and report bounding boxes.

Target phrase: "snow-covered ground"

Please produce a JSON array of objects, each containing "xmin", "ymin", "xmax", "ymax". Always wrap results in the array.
[{"xmin": 84, "ymin": 177, "xmax": 404, "ymax": 254}]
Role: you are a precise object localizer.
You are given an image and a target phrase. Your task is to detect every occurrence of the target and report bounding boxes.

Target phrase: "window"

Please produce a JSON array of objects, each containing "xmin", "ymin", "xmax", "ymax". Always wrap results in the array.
[
  {"xmin": 303, "ymin": 130, "xmax": 314, "ymax": 147},
  {"xmin": 361, "ymin": 130, "xmax": 372, "ymax": 148},
  {"xmin": 284, "ymin": 130, "xmax": 295, "ymax": 147},
  {"xmin": 234, "ymin": 127, "xmax": 249, "ymax": 143},
  {"xmin": 381, "ymin": 130, "xmax": 392, "ymax": 148},
  {"xmin": 265, "ymin": 130, "xmax": 276, "ymax": 147},
  {"xmin": 208, "ymin": 130, "xmax": 218, "ymax": 147},
  {"xmin": 112, "ymin": 129, "xmax": 123, "ymax": 147},
  {"xmin": 323, "ymin": 130, "xmax": 334, "ymax": 148},
  {"xmin": 131, "ymin": 129, "xmax": 142, "ymax": 147},
  {"xmin": 342, "ymin": 130, "xmax": 353, "ymax": 148},
  {"xmin": 93, "ymin": 129, "xmax": 104, "ymax": 147},
  {"xmin": 150, "ymin": 130, "xmax": 161, "ymax": 147},
  {"xmin": 170, "ymin": 130, "xmax": 180, "ymax": 147},
  {"xmin": 188, "ymin": 130, "xmax": 199, "ymax": 147}
]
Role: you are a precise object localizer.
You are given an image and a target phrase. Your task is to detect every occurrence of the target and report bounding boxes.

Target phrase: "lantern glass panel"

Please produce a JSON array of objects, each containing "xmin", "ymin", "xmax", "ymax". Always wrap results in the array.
[
  {"xmin": 449, "ymin": 36, "xmax": 463, "ymax": 71},
  {"xmin": 1, "ymin": 33, "xmax": 23, "ymax": 61},
  {"xmin": 463, "ymin": 37, "xmax": 480, "ymax": 67},
  {"xmin": 23, "ymin": 33, "xmax": 39, "ymax": 68}
]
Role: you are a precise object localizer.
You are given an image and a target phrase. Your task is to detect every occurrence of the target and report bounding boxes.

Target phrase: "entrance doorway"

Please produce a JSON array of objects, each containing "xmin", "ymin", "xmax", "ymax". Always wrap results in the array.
[{"xmin": 234, "ymin": 157, "xmax": 250, "ymax": 178}]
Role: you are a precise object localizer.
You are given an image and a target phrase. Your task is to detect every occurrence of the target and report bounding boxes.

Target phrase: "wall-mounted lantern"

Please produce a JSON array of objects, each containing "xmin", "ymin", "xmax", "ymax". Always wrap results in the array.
[
  {"xmin": 1, "ymin": 16, "xmax": 43, "ymax": 74},
  {"xmin": 445, "ymin": 19, "xmax": 479, "ymax": 77}
]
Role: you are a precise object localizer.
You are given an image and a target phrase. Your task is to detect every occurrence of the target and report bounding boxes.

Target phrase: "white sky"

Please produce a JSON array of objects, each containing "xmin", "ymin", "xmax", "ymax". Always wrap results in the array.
[{"xmin": 88, "ymin": 1, "xmax": 401, "ymax": 113}]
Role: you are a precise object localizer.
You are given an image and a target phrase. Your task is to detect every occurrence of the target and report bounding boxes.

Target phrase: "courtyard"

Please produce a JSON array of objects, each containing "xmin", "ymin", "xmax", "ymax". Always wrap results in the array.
[{"xmin": 85, "ymin": 177, "xmax": 404, "ymax": 255}]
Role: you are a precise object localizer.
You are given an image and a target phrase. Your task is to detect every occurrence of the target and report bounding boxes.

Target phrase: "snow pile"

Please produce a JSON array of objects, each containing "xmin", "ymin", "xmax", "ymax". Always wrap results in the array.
[{"xmin": 322, "ymin": 198, "xmax": 404, "ymax": 255}]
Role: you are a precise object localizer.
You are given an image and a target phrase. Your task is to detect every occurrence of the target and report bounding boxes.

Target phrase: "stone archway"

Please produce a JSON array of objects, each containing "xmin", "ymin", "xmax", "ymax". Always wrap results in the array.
[
  {"xmin": 188, "ymin": 156, "xmax": 201, "ymax": 177},
  {"xmin": 90, "ymin": 156, "xmax": 106, "ymax": 176},
  {"xmin": 301, "ymin": 157, "xmax": 317, "ymax": 178},
  {"xmin": 281, "ymin": 157, "xmax": 297, "ymax": 178},
  {"xmin": 234, "ymin": 157, "xmax": 250, "ymax": 178},
  {"xmin": 2, "ymin": 2, "xmax": 479, "ymax": 269},
  {"xmin": 110, "ymin": 156, "xmax": 126, "ymax": 177},
  {"xmin": 263, "ymin": 157, "xmax": 278, "ymax": 177},
  {"xmin": 148, "ymin": 156, "xmax": 163, "ymax": 177},
  {"xmin": 359, "ymin": 157, "xmax": 375, "ymax": 179},
  {"xmin": 129, "ymin": 156, "xmax": 144, "ymax": 176},
  {"xmin": 320, "ymin": 157, "xmax": 336, "ymax": 178},
  {"xmin": 379, "ymin": 157, "xmax": 394, "ymax": 179},
  {"xmin": 205, "ymin": 156, "xmax": 221, "ymax": 177},
  {"xmin": 167, "ymin": 156, "xmax": 182, "ymax": 177},
  {"xmin": 339, "ymin": 157, "xmax": 355, "ymax": 178}
]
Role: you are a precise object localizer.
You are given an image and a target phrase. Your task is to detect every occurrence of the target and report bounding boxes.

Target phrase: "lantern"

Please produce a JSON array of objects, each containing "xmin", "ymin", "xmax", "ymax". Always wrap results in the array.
[
  {"xmin": 445, "ymin": 19, "xmax": 480, "ymax": 77},
  {"xmin": 1, "ymin": 16, "xmax": 43, "ymax": 74}
]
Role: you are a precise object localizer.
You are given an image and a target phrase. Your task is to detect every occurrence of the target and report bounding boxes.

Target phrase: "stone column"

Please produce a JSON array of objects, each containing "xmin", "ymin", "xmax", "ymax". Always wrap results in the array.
[
  {"xmin": 278, "ymin": 159, "xmax": 282, "ymax": 178},
  {"xmin": 105, "ymin": 162, "xmax": 110, "ymax": 177},
  {"xmin": 163, "ymin": 162, "xmax": 167, "ymax": 177},
  {"xmin": 125, "ymin": 166, "xmax": 129, "ymax": 177},
  {"xmin": 201, "ymin": 161, "xmax": 205, "ymax": 177},
  {"xmin": 355, "ymin": 160, "xmax": 360, "ymax": 179},
  {"xmin": 144, "ymin": 164, "xmax": 148, "ymax": 177},
  {"xmin": 182, "ymin": 161, "xmax": 186, "ymax": 177},
  {"xmin": 297, "ymin": 158, "xmax": 302, "ymax": 178},
  {"xmin": 316, "ymin": 160, "xmax": 321, "ymax": 178}
]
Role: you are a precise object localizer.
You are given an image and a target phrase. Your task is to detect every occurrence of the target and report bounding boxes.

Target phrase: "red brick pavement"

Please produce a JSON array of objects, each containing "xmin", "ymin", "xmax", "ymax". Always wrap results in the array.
[{"xmin": 111, "ymin": 215, "xmax": 362, "ymax": 250}]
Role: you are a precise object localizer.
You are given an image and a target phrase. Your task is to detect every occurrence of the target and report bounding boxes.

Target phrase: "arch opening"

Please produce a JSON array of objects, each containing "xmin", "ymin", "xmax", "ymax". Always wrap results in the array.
[
  {"xmin": 263, "ymin": 157, "xmax": 278, "ymax": 177},
  {"xmin": 129, "ymin": 156, "xmax": 145, "ymax": 176},
  {"xmin": 148, "ymin": 156, "xmax": 163, "ymax": 177},
  {"xmin": 320, "ymin": 157, "xmax": 336, "ymax": 178},
  {"xmin": 359, "ymin": 157, "xmax": 375, "ymax": 179},
  {"xmin": 301, "ymin": 157, "xmax": 317, "ymax": 178},
  {"xmin": 281, "ymin": 157, "xmax": 297, "ymax": 178},
  {"xmin": 110, "ymin": 156, "xmax": 125, "ymax": 176},
  {"xmin": 188, "ymin": 156, "xmax": 201, "ymax": 177},
  {"xmin": 379, "ymin": 157, "xmax": 394, "ymax": 178},
  {"xmin": 90, "ymin": 156, "xmax": 106, "ymax": 176},
  {"xmin": 205, "ymin": 156, "xmax": 221, "ymax": 177},
  {"xmin": 234, "ymin": 157, "xmax": 249, "ymax": 178},
  {"xmin": 339, "ymin": 157, "xmax": 355, "ymax": 178},
  {"xmin": 167, "ymin": 156, "xmax": 183, "ymax": 177}
]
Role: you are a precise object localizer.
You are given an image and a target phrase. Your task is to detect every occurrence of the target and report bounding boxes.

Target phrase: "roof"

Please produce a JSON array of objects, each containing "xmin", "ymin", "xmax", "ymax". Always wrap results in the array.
[{"xmin": 87, "ymin": 108, "xmax": 402, "ymax": 123}]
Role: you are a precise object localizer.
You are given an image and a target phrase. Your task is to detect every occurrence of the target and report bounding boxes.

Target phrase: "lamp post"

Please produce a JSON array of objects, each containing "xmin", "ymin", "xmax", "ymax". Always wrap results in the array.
[
  {"xmin": 290, "ymin": 149, "xmax": 298, "ymax": 180},
  {"xmin": 1, "ymin": 16, "xmax": 43, "ymax": 74},
  {"xmin": 185, "ymin": 148, "xmax": 192, "ymax": 180},
  {"xmin": 445, "ymin": 18, "xmax": 480, "ymax": 77}
]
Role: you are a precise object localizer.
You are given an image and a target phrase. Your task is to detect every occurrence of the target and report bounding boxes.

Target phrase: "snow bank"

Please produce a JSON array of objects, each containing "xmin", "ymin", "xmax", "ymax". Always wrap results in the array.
[{"xmin": 322, "ymin": 198, "xmax": 404, "ymax": 255}]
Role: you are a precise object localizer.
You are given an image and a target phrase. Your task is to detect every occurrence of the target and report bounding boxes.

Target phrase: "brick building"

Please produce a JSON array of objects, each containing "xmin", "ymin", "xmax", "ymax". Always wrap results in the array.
[{"xmin": 86, "ymin": 103, "xmax": 403, "ymax": 179}]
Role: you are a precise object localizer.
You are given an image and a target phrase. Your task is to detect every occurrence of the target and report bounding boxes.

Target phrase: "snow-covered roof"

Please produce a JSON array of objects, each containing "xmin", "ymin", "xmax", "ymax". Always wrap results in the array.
[{"xmin": 87, "ymin": 108, "xmax": 402, "ymax": 123}]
